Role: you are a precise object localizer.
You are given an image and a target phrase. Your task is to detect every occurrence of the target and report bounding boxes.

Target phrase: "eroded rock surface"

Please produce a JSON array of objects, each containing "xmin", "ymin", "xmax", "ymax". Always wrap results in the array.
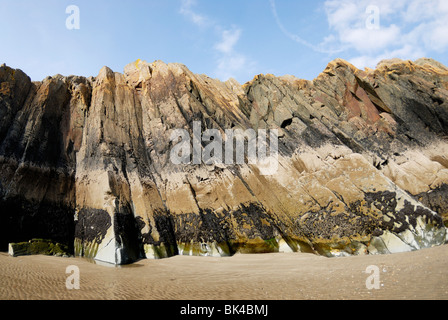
[{"xmin": 1, "ymin": 58, "xmax": 447, "ymax": 264}]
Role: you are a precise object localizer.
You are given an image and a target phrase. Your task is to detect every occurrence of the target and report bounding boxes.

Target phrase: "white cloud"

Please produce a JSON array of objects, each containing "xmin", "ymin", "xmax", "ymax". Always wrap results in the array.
[
  {"xmin": 429, "ymin": 21, "xmax": 448, "ymax": 51},
  {"xmin": 325, "ymin": 0, "xmax": 360, "ymax": 29},
  {"xmin": 323, "ymin": 0, "xmax": 448, "ymax": 69},
  {"xmin": 339, "ymin": 25, "xmax": 401, "ymax": 54}
]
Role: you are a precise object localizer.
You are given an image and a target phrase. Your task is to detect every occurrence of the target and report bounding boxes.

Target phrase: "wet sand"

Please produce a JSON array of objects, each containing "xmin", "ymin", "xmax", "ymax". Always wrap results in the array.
[{"xmin": 1, "ymin": 245, "xmax": 448, "ymax": 300}]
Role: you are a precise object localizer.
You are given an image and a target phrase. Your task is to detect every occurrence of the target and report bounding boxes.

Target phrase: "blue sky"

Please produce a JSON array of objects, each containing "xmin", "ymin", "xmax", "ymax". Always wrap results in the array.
[{"xmin": 1, "ymin": 0, "xmax": 447, "ymax": 84}]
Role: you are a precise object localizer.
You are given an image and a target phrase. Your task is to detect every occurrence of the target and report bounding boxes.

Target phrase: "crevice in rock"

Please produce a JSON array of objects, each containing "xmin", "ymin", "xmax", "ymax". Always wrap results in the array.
[{"xmin": 280, "ymin": 118, "xmax": 293, "ymax": 129}]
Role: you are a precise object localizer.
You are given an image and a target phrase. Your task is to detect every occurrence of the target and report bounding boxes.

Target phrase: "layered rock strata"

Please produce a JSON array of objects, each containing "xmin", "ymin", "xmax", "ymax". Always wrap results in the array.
[{"xmin": 0, "ymin": 58, "xmax": 447, "ymax": 264}]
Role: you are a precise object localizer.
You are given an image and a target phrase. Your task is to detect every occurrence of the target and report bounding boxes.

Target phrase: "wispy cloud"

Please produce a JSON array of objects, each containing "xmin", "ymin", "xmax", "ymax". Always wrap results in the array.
[
  {"xmin": 179, "ymin": 0, "xmax": 210, "ymax": 27},
  {"xmin": 269, "ymin": 0, "xmax": 345, "ymax": 55},
  {"xmin": 179, "ymin": 0, "xmax": 255, "ymax": 82},
  {"xmin": 214, "ymin": 28, "xmax": 242, "ymax": 54},
  {"xmin": 213, "ymin": 27, "xmax": 255, "ymax": 81}
]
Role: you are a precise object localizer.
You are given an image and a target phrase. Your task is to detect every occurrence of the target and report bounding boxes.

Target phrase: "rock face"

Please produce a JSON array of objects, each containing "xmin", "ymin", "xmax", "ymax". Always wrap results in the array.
[{"xmin": 1, "ymin": 58, "xmax": 447, "ymax": 264}]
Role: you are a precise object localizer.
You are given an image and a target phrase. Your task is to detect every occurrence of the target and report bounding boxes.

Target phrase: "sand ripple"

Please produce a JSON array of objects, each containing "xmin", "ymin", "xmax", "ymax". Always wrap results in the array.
[{"xmin": 1, "ymin": 245, "xmax": 448, "ymax": 300}]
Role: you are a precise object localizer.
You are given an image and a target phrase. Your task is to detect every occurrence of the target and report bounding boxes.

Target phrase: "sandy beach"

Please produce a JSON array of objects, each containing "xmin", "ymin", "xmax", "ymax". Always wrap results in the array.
[{"xmin": 1, "ymin": 244, "xmax": 448, "ymax": 300}]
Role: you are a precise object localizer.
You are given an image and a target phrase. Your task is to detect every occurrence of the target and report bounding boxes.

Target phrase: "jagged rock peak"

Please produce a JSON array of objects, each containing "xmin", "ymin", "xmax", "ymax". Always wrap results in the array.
[{"xmin": 0, "ymin": 58, "xmax": 447, "ymax": 265}]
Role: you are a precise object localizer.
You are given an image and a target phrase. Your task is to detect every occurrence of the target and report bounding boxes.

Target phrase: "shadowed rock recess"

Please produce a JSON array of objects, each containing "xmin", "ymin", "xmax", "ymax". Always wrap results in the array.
[{"xmin": 1, "ymin": 58, "xmax": 448, "ymax": 265}]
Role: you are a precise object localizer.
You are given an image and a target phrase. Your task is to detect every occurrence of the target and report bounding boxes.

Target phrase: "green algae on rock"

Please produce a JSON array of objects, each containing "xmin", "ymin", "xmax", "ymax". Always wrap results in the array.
[{"xmin": 8, "ymin": 239, "xmax": 71, "ymax": 257}]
